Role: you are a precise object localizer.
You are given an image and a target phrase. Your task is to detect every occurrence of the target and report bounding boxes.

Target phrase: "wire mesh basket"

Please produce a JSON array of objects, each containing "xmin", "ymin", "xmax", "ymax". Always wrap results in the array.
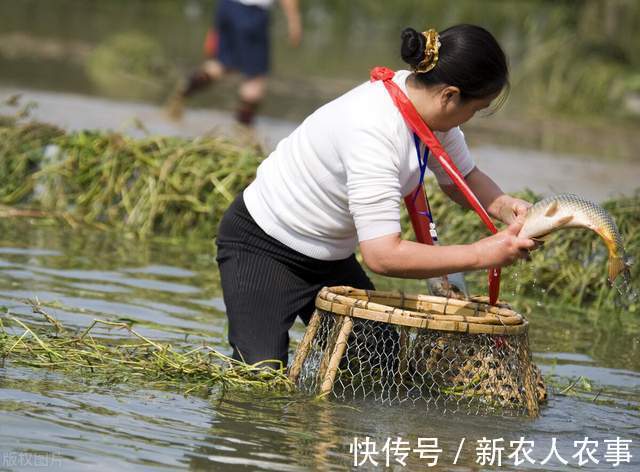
[{"xmin": 289, "ymin": 286, "xmax": 546, "ymax": 417}]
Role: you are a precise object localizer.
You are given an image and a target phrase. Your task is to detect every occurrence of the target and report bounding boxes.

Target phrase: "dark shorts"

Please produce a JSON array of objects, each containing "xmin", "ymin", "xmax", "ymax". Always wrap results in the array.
[
  {"xmin": 215, "ymin": 193, "xmax": 375, "ymax": 367},
  {"xmin": 214, "ymin": 0, "xmax": 270, "ymax": 77}
]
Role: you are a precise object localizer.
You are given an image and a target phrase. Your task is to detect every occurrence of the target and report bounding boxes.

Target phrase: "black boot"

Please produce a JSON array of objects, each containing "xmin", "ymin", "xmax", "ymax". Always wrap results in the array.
[
  {"xmin": 166, "ymin": 69, "xmax": 214, "ymax": 120},
  {"xmin": 235, "ymin": 99, "xmax": 260, "ymax": 126},
  {"xmin": 181, "ymin": 69, "xmax": 214, "ymax": 97}
]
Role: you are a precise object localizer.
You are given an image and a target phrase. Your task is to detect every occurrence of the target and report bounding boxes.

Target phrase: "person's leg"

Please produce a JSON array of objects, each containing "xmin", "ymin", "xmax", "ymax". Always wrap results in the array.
[
  {"xmin": 166, "ymin": 0, "xmax": 233, "ymax": 119},
  {"xmin": 330, "ymin": 255, "xmax": 376, "ymax": 291},
  {"xmin": 236, "ymin": 76, "xmax": 266, "ymax": 125},
  {"xmin": 179, "ymin": 60, "xmax": 225, "ymax": 98},
  {"xmin": 218, "ymin": 246, "xmax": 319, "ymax": 367},
  {"xmin": 215, "ymin": 195, "xmax": 325, "ymax": 368},
  {"xmin": 233, "ymin": 4, "xmax": 270, "ymax": 125},
  {"xmin": 182, "ymin": 0, "xmax": 235, "ymax": 96},
  {"xmin": 287, "ymin": 254, "xmax": 375, "ymax": 328},
  {"xmin": 216, "ymin": 192, "xmax": 379, "ymax": 368}
]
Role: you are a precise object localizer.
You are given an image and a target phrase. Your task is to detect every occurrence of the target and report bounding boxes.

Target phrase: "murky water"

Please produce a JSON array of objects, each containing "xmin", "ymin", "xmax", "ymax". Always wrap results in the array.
[{"xmin": 1, "ymin": 220, "xmax": 638, "ymax": 471}]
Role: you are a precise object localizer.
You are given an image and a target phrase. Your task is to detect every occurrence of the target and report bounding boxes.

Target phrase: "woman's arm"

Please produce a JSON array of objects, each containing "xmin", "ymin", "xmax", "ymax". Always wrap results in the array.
[
  {"xmin": 359, "ymin": 219, "xmax": 535, "ymax": 278},
  {"xmin": 440, "ymin": 166, "xmax": 531, "ymax": 224}
]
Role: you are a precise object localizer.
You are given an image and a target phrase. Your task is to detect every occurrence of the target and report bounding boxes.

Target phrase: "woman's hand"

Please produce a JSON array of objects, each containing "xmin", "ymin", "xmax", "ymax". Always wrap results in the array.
[
  {"xmin": 490, "ymin": 194, "xmax": 532, "ymax": 225},
  {"xmin": 472, "ymin": 219, "xmax": 536, "ymax": 269}
]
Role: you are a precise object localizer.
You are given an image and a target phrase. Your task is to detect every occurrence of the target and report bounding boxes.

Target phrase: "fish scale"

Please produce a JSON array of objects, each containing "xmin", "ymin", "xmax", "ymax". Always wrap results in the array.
[{"xmin": 519, "ymin": 193, "xmax": 630, "ymax": 283}]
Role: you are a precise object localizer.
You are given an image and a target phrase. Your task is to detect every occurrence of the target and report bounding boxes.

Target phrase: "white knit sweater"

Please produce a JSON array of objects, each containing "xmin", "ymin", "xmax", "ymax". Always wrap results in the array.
[{"xmin": 243, "ymin": 70, "xmax": 475, "ymax": 261}]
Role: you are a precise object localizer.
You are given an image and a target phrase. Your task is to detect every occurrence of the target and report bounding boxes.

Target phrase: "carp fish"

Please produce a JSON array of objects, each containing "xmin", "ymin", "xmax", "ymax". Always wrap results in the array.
[{"xmin": 518, "ymin": 194, "xmax": 632, "ymax": 283}]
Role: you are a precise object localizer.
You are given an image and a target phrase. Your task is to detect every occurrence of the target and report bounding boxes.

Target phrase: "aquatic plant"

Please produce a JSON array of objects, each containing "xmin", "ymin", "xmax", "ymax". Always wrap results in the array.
[
  {"xmin": 0, "ymin": 304, "xmax": 293, "ymax": 394},
  {"xmin": 542, "ymin": 374, "xmax": 639, "ymax": 411},
  {"xmin": 0, "ymin": 118, "xmax": 64, "ymax": 203},
  {"xmin": 0, "ymin": 117, "xmax": 263, "ymax": 238}
]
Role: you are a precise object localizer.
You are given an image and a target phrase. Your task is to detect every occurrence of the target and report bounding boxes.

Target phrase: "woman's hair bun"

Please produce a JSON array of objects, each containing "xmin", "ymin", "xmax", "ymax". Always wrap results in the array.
[{"xmin": 400, "ymin": 27, "xmax": 426, "ymax": 68}]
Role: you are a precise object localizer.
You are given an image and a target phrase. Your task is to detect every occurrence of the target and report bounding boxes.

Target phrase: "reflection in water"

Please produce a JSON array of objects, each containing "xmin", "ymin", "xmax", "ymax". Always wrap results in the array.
[
  {"xmin": 185, "ymin": 390, "xmax": 640, "ymax": 471},
  {"xmin": 0, "ymin": 220, "xmax": 638, "ymax": 470}
]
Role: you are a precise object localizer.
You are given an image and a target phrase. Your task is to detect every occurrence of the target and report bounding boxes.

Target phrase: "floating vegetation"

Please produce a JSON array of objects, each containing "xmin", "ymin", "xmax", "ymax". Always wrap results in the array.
[
  {"xmin": 543, "ymin": 374, "xmax": 640, "ymax": 411},
  {"xmin": 0, "ymin": 304, "xmax": 293, "ymax": 394},
  {"xmin": 0, "ymin": 115, "xmax": 263, "ymax": 238}
]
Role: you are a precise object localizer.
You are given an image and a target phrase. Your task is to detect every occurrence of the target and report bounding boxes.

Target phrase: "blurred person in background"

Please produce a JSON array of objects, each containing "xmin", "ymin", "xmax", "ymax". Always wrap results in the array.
[{"xmin": 168, "ymin": 0, "xmax": 302, "ymax": 126}]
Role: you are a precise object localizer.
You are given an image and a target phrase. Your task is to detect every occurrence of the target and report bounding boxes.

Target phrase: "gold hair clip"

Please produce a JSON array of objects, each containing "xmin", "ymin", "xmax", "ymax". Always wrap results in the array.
[{"xmin": 414, "ymin": 29, "xmax": 441, "ymax": 73}]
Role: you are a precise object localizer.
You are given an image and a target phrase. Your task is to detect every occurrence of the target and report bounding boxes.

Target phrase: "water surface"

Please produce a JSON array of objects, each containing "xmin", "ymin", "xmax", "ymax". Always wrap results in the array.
[{"xmin": 0, "ymin": 220, "xmax": 638, "ymax": 471}]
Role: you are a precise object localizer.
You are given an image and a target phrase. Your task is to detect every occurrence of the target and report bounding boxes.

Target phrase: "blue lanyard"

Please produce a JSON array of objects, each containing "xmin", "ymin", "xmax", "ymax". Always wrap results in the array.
[
  {"xmin": 411, "ymin": 133, "xmax": 438, "ymax": 242},
  {"xmin": 411, "ymin": 133, "xmax": 434, "ymax": 223},
  {"xmin": 413, "ymin": 132, "xmax": 429, "ymax": 193}
]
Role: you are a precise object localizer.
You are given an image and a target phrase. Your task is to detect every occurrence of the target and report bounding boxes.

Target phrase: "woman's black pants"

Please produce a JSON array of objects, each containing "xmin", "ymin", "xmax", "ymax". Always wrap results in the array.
[{"xmin": 216, "ymin": 193, "xmax": 375, "ymax": 367}]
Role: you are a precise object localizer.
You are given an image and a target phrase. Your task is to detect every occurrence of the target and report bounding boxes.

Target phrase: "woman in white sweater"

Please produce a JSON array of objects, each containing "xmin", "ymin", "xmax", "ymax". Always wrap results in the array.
[{"xmin": 216, "ymin": 24, "xmax": 535, "ymax": 366}]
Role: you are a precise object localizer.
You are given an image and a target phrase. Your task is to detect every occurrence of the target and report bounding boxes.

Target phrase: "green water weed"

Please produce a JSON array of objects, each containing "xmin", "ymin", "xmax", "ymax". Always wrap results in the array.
[{"xmin": 0, "ymin": 305, "xmax": 294, "ymax": 395}]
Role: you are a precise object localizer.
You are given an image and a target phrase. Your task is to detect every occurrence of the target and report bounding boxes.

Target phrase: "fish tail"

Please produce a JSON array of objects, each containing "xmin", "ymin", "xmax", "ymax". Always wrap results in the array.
[{"xmin": 608, "ymin": 255, "xmax": 627, "ymax": 284}]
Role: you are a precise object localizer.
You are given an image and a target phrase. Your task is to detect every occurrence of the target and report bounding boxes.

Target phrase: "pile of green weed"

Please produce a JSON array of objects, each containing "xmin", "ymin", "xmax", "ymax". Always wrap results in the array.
[{"xmin": 0, "ymin": 118, "xmax": 262, "ymax": 238}]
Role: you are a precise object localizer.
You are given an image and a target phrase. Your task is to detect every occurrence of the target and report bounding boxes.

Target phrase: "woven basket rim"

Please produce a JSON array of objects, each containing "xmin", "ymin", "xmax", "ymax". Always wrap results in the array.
[{"xmin": 315, "ymin": 286, "xmax": 528, "ymax": 335}]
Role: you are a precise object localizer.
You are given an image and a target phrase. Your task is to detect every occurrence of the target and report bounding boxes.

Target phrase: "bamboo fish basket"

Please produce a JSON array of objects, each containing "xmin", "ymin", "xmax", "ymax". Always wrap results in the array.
[{"xmin": 289, "ymin": 286, "xmax": 546, "ymax": 417}]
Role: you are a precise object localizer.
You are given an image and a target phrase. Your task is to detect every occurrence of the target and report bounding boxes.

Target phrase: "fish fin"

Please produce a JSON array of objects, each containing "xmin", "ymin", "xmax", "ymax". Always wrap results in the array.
[
  {"xmin": 608, "ymin": 256, "xmax": 627, "ymax": 284},
  {"xmin": 557, "ymin": 215, "xmax": 573, "ymax": 226},
  {"xmin": 544, "ymin": 200, "xmax": 558, "ymax": 217}
]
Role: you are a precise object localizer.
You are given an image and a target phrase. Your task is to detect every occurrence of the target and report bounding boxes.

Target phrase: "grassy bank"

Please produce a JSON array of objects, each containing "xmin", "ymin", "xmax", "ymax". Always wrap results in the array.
[{"xmin": 0, "ymin": 117, "xmax": 637, "ymax": 311}]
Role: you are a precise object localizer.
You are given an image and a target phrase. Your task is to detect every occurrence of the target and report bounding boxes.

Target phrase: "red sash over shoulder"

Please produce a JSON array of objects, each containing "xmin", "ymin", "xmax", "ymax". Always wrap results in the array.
[{"xmin": 370, "ymin": 66, "xmax": 501, "ymax": 305}]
